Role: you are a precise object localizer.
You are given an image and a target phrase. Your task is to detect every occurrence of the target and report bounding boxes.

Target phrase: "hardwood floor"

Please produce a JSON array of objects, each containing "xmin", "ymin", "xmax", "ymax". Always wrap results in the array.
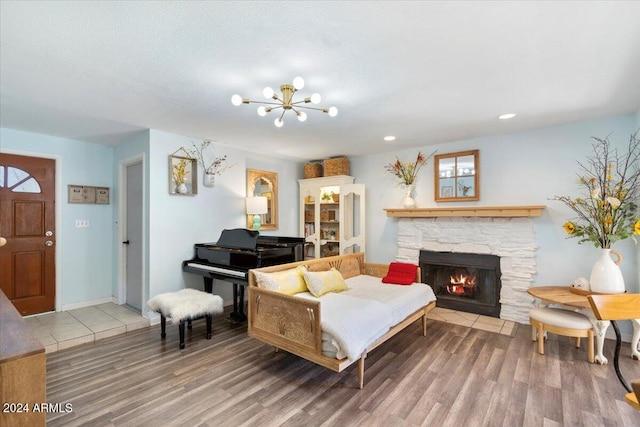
[{"xmin": 45, "ymin": 315, "xmax": 640, "ymax": 426}]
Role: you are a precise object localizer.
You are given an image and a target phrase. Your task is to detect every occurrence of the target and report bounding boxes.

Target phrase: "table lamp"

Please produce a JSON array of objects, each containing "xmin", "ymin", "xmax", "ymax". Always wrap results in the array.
[{"xmin": 246, "ymin": 196, "xmax": 268, "ymax": 231}]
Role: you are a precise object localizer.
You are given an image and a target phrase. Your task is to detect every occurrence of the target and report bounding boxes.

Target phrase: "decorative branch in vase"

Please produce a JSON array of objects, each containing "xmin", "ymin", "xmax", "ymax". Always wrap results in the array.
[
  {"xmin": 187, "ymin": 140, "xmax": 233, "ymax": 187},
  {"xmin": 172, "ymin": 158, "xmax": 190, "ymax": 194},
  {"xmin": 552, "ymin": 130, "xmax": 640, "ymax": 293},
  {"xmin": 384, "ymin": 150, "xmax": 436, "ymax": 208}
]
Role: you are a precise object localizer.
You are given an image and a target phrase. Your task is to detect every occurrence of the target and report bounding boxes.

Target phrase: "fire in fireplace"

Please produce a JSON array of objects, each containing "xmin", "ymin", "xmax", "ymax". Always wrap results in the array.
[
  {"xmin": 420, "ymin": 250, "xmax": 501, "ymax": 317},
  {"xmin": 447, "ymin": 273, "xmax": 477, "ymax": 297}
]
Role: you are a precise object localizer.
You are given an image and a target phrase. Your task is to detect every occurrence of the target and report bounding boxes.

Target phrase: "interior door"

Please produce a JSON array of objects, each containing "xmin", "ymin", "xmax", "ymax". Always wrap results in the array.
[
  {"xmin": 0, "ymin": 153, "xmax": 56, "ymax": 315},
  {"xmin": 125, "ymin": 161, "xmax": 143, "ymax": 311}
]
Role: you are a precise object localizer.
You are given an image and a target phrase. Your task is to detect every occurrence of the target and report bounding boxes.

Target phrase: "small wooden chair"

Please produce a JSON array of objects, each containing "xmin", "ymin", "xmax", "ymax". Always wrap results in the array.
[
  {"xmin": 587, "ymin": 293, "xmax": 640, "ymax": 410},
  {"xmin": 530, "ymin": 307, "xmax": 594, "ymax": 363}
]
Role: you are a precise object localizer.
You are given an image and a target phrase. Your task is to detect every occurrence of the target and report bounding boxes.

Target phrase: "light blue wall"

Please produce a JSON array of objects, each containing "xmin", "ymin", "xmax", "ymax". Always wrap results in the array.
[
  {"xmin": 0, "ymin": 127, "xmax": 304, "ymax": 312},
  {"xmin": 351, "ymin": 114, "xmax": 640, "ymax": 295},
  {"xmin": 2, "ymin": 113, "xmax": 638, "ymax": 324},
  {"xmin": 0, "ymin": 128, "xmax": 115, "ymax": 307},
  {"xmin": 146, "ymin": 130, "xmax": 303, "ymax": 311}
]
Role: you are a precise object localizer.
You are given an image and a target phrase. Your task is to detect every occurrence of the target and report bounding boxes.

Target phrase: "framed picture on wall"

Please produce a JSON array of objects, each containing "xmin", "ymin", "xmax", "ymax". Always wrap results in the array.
[{"xmin": 169, "ymin": 155, "xmax": 198, "ymax": 195}]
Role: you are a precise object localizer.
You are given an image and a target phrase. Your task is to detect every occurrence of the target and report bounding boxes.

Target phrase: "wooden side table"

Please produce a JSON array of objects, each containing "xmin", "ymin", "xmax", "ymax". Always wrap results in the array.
[{"xmin": 528, "ymin": 286, "xmax": 640, "ymax": 365}]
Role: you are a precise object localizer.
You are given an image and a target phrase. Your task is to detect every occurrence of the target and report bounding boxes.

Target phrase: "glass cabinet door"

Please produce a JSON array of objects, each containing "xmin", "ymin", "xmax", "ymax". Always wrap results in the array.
[{"xmin": 318, "ymin": 185, "xmax": 340, "ymax": 258}]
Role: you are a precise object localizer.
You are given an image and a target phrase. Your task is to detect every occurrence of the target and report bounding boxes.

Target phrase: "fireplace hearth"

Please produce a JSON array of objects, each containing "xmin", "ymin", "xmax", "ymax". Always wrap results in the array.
[{"xmin": 420, "ymin": 250, "xmax": 501, "ymax": 317}]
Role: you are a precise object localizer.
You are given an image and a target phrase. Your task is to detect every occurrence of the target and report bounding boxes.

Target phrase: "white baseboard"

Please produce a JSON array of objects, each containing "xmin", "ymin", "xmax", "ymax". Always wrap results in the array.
[
  {"xmin": 606, "ymin": 328, "xmax": 634, "ymax": 344},
  {"xmin": 61, "ymin": 296, "xmax": 118, "ymax": 311},
  {"xmin": 148, "ymin": 311, "xmax": 161, "ymax": 325}
]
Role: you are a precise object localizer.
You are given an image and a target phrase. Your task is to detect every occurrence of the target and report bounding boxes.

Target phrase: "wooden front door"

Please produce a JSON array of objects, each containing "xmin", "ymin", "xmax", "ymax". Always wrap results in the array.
[{"xmin": 0, "ymin": 153, "xmax": 56, "ymax": 315}]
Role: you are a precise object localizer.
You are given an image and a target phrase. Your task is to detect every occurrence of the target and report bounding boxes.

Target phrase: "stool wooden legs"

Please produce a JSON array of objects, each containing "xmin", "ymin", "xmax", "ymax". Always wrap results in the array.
[
  {"xmin": 534, "ymin": 322, "xmax": 545, "ymax": 355},
  {"xmin": 530, "ymin": 319, "xmax": 594, "ymax": 363},
  {"xmin": 179, "ymin": 320, "xmax": 186, "ymax": 349}
]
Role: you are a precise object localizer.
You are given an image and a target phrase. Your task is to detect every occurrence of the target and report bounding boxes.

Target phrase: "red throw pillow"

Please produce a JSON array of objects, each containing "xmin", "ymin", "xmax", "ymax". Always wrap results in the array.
[{"xmin": 382, "ymin": 262, "xmax": 419, "ymax": 285}]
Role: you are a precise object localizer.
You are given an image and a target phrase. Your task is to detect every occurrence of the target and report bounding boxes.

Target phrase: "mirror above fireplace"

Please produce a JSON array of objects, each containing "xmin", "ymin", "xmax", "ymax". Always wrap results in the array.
[{"xmin": 434, "ymin": 149, "xmax": 479, "ymax": 202}]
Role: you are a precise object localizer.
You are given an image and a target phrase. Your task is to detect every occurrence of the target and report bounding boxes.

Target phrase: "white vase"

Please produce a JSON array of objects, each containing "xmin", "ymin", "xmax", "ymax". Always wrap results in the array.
[
  {"xmin": 176, "ymin": 182, "xmax": 188, "ymax": 194},
  {"xmin": 589, "ymin": 248, "xmax": 625, "ymax": 294},
  {"xmin": 203, "ymin": 172, "xmax": 215, "ymax": 187},
  {"xmin": 401, "ymin": 184, "xmax": 416, "ymax": 208}
]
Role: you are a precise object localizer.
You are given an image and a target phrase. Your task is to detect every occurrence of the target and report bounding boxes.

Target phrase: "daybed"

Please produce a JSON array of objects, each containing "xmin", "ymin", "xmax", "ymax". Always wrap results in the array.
[{"xmin": 247, "ymin": 252, "xmax": 437, "ymax": 388}]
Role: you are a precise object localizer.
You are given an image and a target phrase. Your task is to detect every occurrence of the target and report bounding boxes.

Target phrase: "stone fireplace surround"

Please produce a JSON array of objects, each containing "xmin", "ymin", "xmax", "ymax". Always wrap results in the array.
[{"xmin": 395, "ymin": 216, "xmax": 537, "ymax": 324}]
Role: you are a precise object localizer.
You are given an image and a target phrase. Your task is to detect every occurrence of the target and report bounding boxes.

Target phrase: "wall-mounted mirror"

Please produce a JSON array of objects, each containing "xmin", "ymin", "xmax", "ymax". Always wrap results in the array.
[
  {"xmin": 246, "ymin": 169, "xmax": 278, "ymax": 230},
  {"xmin": 434, "ymin": 149, "xmax": 479, "ymax": 201}
]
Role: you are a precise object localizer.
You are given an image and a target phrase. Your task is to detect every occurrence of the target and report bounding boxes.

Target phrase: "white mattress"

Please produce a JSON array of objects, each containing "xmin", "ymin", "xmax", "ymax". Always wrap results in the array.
[
  {"xmin": 343, "ymin": 275, "xmax": 436, "ymax": 325},
  {"xmin": 295, "ymin": 275, "xmax": 436, "ymax": 359}
]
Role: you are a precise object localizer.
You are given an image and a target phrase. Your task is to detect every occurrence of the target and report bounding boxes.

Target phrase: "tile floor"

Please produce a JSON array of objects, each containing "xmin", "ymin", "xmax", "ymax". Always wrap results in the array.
[
  {"xmin": 25, "ymin": 304, "xmax": 516, "ymax": 354},
  {"xmin": 427, "ymin": 306, "xmax": 518, "ymax": 336},
  {"xmin": 24, "ymin": 303, "xmax": 149, "ymax": 353}
]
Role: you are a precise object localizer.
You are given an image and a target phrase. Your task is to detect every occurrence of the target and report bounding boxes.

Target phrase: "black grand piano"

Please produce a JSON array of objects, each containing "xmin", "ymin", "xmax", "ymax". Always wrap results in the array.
[{"xmin": 182, "ymin": 228, "xmax": 305, "ymax": 322}]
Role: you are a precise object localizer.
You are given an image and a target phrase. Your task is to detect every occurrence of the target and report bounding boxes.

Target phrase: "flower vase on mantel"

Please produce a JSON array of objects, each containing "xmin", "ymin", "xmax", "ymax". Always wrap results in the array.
[
  {"xmin": 401, "ymin": 183, "xmax": 416, "ymax": 208},
  {"xmin": 589, "ymin": 249, "xmax": 625, "ymax": 294}
]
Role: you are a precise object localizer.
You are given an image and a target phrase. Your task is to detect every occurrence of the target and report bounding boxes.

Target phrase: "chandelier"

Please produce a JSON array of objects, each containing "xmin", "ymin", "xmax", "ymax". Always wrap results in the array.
[{"xmin": 231, "ymin": 77, "xmax": 338, "ymax": 127}]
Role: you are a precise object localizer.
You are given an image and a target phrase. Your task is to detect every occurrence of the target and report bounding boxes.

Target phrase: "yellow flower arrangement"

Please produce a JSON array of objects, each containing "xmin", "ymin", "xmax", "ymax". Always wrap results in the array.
[
  {"xmin": 172, "ymin": 158, "xmax": 190, "ymax": 184},
  {"xmin": 553, "ymin": 131, "xmax": 640, "ymax": 248}
]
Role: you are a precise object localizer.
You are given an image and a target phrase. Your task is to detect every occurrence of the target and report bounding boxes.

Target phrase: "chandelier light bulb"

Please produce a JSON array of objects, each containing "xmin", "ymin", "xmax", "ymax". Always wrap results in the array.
[
  {"xmin": 297, "ymin": 111, "xmax": 307, "ymax": 122},
  {"xmin": 231, "ymin": 94, "xmax": 243, "ymax": 106},
  {"xmin": 257, "ymin": 106, "xmax": 267, "ymax": 117},
  {"xmin": 274, "ymin": 117, "xmax": 284, "ymax": 127},
  {"xmin": 263, "ymin": 87, "xmax": 274, "ymax": 99},
  {"xmin": 310, "ymin": 93, "xmax": 321, "ymax": 104},
  {"xmin": 293, "ymin": 76, "xmax": 305, "ymax": 90},
  {"xmin": 328, "ymin": 106, "xmax": 338, "ymax": 117}
]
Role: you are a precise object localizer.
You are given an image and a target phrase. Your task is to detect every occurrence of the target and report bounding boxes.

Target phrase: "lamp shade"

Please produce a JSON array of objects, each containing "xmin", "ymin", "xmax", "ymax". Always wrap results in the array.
[{"xmin": 246, "ymin": 196, "xmax": 268, "ymax": 215}]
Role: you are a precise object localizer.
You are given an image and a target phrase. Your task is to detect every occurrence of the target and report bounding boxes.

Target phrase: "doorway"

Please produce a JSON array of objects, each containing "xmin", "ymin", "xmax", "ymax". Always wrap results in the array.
[
  {"xmin": 120, "ymin": 158, "xmax": 144, "ymax": 312},
  {"xmin": 0, "ymin": 153, "xmax": 56, "ymax": 315}
]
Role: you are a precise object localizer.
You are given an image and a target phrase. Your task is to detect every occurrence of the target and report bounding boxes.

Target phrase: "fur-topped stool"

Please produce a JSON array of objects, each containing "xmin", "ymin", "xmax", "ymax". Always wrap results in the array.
[{"xmin": 147, "ymin": 289, "xmax": 224, "ymax": 349}]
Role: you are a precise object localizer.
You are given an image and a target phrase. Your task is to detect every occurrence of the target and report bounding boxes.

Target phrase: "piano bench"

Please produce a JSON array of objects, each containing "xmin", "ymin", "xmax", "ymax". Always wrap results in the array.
[{"xmin": 147, "ymin": 289, "xmax": 224, "ymax": 349}]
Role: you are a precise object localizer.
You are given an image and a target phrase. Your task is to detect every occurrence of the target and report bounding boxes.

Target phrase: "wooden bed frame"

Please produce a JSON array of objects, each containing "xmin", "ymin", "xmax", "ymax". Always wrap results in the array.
[{"xmin": 247, "ymin": 252, "xmax": 436, "ymax": 388}]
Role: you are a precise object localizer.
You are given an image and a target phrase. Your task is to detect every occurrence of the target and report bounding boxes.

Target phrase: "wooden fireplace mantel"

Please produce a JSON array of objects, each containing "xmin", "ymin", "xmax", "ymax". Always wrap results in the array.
[{"xmin": 384, "ymin": 205, "xmax": 546, "ymax": 218}]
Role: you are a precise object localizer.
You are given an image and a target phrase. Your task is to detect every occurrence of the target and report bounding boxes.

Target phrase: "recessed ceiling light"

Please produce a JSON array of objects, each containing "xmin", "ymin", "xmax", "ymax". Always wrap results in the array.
[
  {"xmin": 498, "ymin": 113, "xmax": 516, "ymax": 120},
  {"xmin": 384, "ymin": 136, "xmax": 396, "ymax": 141}
]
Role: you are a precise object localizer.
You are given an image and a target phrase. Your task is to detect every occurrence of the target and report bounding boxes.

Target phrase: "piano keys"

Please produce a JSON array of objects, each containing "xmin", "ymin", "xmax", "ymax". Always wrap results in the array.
[{"xmin": 182, "ymin": 228, "xmax": 304, "ymax": 321}]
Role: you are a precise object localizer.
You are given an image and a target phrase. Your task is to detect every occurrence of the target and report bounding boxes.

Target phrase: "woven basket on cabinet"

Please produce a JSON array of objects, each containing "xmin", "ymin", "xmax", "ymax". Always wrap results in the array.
[
  {"xmin": 304, "ymin": 162, "xmax": 323, "ymax": 178},
  {"xmin": 323, "ymin": 156, "xmax": 350, "ymax": 176}
]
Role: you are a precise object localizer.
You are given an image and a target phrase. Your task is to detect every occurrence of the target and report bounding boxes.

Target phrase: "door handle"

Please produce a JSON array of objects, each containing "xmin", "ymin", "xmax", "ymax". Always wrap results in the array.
[
  {"xmin": 123, "ymin": 240, "xmax": 130, "ymax": 245},
  {"xmin": 0, "ymin": 237, "xmax": 6, "ymax": 247},
  {"xmin": 45, "ymin": 240, "xmax": 54, "ymax": 247}
]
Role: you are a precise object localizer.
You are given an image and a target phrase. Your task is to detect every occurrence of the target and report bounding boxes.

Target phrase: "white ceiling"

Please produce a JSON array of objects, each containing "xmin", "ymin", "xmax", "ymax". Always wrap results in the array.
[{"xmin": 1, "ymin": 1, "xmax": 639, "ymax": 161}]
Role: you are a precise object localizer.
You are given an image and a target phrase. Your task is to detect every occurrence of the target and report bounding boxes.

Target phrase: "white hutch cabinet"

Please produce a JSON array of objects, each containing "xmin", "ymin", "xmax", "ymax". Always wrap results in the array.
[{"xmin": 298, "ymin": 175, "xmax": 365, "ymax": 259}]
